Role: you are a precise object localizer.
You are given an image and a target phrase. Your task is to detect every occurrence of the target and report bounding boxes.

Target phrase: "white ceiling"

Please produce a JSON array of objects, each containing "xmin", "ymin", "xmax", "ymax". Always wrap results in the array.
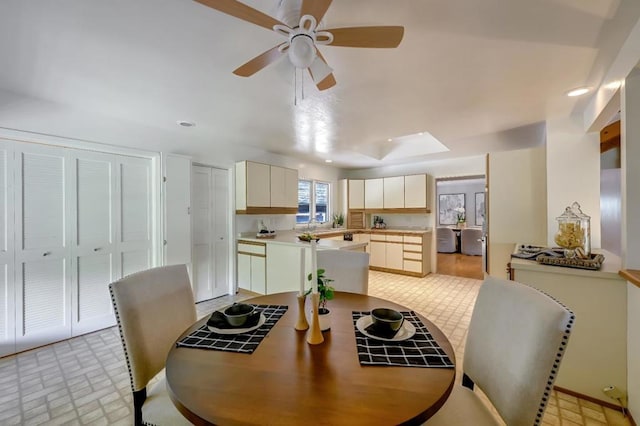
[{"xmin": 0, "ymin": 0, "xmax": 638, "ymax": 169}]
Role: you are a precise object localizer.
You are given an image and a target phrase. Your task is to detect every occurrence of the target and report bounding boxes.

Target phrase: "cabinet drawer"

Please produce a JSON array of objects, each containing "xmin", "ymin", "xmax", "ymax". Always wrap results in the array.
[
  {"xmin": 237, "ymin": 241, "xmax": 266, "ymax": 256},
  {"xmin": 404, "ymin": 244, "xmax": 422, "ymax": 253},
  {"xmin": 403, "ymin": 251, "xmax": 422, "ymax": 261},
  {"xmin": 370, "ymin": 234, "xmax": 386, "ymax": 242},
  {"xmin": 404, "ymin": 260, "xmax": 422, "ymax": 273},
  {"xmin": 386, "ymin": 235, "xmax": 403, "ymax": 243},
  {"xmin": 403, "ymin": 235, "xmax": 423, "ymax": 244}
]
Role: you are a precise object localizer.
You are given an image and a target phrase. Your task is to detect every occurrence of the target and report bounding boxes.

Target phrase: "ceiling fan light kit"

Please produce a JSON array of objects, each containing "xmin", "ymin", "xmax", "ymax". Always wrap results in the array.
[{"xmin": 195, "ymin": 0, "xmax": 405, "ymax": 91}]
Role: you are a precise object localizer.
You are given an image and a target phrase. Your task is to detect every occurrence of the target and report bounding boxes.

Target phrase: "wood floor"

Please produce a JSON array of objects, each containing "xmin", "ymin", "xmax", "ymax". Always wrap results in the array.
[{"xmin": 437, "ymin": 252, "xmax": 484, "ymax": 280}]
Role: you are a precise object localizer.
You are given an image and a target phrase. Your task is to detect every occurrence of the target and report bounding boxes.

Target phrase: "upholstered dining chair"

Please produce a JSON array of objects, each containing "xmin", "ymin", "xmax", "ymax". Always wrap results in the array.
[
  {"xmin": 460, "ymin": 227, "xmax": 483, "ymax": 256},
  {"xmin": 437, "ymin": 227, "xmax": 457, "ymax": 253},
  {"xmin": 109, "ymin": 264, "xmax": 195, "ymax": 426},
  {"xmin": 427, "ymin": 276, "xmax": 575, "ymax": 426},
  {"xmin": 317, "ymin": 249, "xmax": 370, "ymax": 294}
]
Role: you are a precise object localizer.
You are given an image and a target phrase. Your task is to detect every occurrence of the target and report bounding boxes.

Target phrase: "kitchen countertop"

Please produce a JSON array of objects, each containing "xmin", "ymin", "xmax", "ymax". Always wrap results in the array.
[{"xmin": 510, "ymin": 245, "xmax": 623, "ymax": 280}]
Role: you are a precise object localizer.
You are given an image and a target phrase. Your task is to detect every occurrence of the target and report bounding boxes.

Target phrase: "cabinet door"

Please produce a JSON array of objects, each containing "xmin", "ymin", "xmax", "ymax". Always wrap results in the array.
[
  {"xmin": 284, "ymin": 168, "xmax": 299, "ymax": 208},
  {"xmin": 386, "ymin": 242, "xmax": 404, "ymax": 270},
  {"xmin": 237, "ymin": 253, "xmax": 251, "ymax": 291},
  {"xmin": 15, "ymin": 145, "xmax": 72, "ymax": 352},
  {"xmin": 251, "ymin": 256, "xmax": 266, "ymax": 295},
  {"xmin": 118, "ymin": 156, "xmax": 153, "ymax": 277},
  {"xmin": 70, "ymin": 151, "xmax": 117, "ymax": 336},
  {"xmin": 383, "ymin": 176, "xmax": 405, "ymax": 208},
  {"xmin": 404, "ymin": 174, "xmax": 427, "ymax": 208},
  {"xmin": 270, "ymin": 166, "xmax": 285, "ymax": 207},
  {"xmin": 163, "ymin": 154, "xmax": 192, "ymax": 266},
  {"xmin": 246, "ymin": 162, "xmax": 270, "ymax": 207},
  {"xmin": 348, "ymin": 180, "xmax": 364, "ymax": 209},
  {"xmin": 0, "ymin": 141, "xmax": 15, "ymax": 357},
  {"xmin": 365, "ymin": 178, "xmax": 383, "ymax": 209},
  {"xmin": 369, "ymin": 240, "xmax": 386, "ymax": 268}
]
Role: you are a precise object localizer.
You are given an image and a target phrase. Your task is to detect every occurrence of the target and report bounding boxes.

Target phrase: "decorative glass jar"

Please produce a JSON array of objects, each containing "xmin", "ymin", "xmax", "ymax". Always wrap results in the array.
[{"xmin": 554, "ymin": 202, "xmax": 591, "ymax": 258}]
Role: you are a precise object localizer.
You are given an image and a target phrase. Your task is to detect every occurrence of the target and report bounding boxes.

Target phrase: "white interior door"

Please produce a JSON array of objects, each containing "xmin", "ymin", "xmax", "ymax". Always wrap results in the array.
[
  {"xmin": 192, "ymin": 166, "xmax": 212, "ymax": 302},
  {"xmin": 192, "ymin": 166, "xmax": 229, "ymax": 302},
  {"xmin": 14, "ymin": 145, "xmax": 72, "ymax": 352},
  {"xmin": 118, "ymin": 156, "xmax": 153, "ymax": 277},
  {"xmin": 0, "ymin": 141, "xmax": 15, "ymax": 357},
  {"xmin": 211, "ymin": 168, "xmax": 229, "ymax": 298},
  {"xmin": 70, "ymin": 151, "xmax": 117, "ymax": 336}
]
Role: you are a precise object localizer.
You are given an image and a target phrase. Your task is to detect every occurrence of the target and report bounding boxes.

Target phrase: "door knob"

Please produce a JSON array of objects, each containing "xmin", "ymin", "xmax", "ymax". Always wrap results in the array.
[
  {"xmin": 93, "ymin": 247, "xmax": 101, "ymax": 252},
  {"xmin": 43, "ymin": 251, "xmax": 51, "ymax": 256}
]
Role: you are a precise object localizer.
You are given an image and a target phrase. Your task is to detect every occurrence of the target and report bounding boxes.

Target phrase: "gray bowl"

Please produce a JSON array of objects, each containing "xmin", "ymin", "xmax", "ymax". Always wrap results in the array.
[
  {"xmin": 223, "ymin": 303, "xmax": 255, "ymax": 327},
  {"xmin": 371, "ymin": 308, "xmax": 405, "ymax": 333}
]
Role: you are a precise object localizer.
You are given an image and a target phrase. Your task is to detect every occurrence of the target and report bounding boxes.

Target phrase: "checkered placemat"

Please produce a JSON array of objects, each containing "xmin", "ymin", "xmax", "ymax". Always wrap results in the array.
[
  {"xmin": 352, "ymin": 311, "xmax": 454, "ymax": 368},
  {"xmin": 176, "ymin": 305, "xmax": 288, "ymax": 354}
]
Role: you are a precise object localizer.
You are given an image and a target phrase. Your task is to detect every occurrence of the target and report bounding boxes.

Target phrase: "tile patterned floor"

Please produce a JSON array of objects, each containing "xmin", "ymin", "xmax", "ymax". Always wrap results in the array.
[{"xmin": 0, "ymin": 272, "xmax": 630, "ymax": 425}]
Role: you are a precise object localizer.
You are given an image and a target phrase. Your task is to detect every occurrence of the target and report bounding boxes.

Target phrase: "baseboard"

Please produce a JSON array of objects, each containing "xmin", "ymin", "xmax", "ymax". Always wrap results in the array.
[{"xmin": 554, "ymin": 386, "xmax": 635, "ymax": 424}]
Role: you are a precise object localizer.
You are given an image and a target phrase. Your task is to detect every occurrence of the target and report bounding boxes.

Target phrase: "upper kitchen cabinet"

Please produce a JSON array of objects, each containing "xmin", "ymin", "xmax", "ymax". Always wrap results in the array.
[
  {"xmin": 364, "ymin": 178, "xmax": 384, "ymax": 209},
  {"xmin": 404, "ymin": 174, "xmax": 429, "ymax": 209},
  {"xmin": 235, "ymin": 161, "xmax": 298, "ymax": 214},
  {"xmin": 383, "ymin": 176, "xmax": 404, "ymax": 208},
  {"xmin": 348, "ymin": 174, "xmax": 431, "ymax": 213},
  {"xmin": 348, "ymin": 179, "xmax": 364, "ymax": 209}
]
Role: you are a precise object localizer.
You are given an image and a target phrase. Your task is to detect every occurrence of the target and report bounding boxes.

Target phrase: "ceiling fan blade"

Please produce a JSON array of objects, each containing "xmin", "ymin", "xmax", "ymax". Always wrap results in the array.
[
  {"xmin": 194, "ymin": 0, "xmax": 284, "ymax": 31},
  {"xmin": 325, "ymin": 26, "xmax": 404, "ymax": 48},
  {"xmin": 300, "ymin": 0, "xmax": 332, "ymax": 22},
  {"xmin": 308, "ymin": 56, "xmax": 333, "ymax": 84},
  {"xmin": 233, "ymin": 43, "xmax": 287, "ymax": 77},
  {"xmin": 309, "ymin": 51, "xmax": 336, "ymax": 91}
]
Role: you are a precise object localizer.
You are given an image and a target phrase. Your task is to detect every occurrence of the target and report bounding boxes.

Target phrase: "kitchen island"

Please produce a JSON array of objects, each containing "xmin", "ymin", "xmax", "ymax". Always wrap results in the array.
[
  {"xmin": 510, "ymin": 247, "xmax": 626, "ymax": 404},
  {"xmin": 237, "ymin": 228, "xmax": 432, "ymax": 295}
]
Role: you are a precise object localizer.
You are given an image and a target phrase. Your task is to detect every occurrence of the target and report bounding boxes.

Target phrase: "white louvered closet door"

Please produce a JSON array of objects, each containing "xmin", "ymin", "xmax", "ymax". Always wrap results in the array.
[
  {"xmin": 118, "ymin": 156, "xmax": 153, "ymax": 278},
  {"xmin": 70, "ymin": 151, "xmax": 117, "ymax": 336},
  {"xmin": 14, "ymin": 145, "xmax": 72, "ymax": 352},
  {"xmin": 0, "ymin": 141, "xmax": 15, "ymax": 357}
]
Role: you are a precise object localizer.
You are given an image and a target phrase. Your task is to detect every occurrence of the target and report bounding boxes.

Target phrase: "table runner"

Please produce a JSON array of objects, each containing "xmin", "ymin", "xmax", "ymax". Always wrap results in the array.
[
  {"xmin": 352, "ymin": 311, "xmax": 454, "ymax": 368},
  {"xmin": 176, "ymin": 304, "xmax": 288, "ymax": 354}
]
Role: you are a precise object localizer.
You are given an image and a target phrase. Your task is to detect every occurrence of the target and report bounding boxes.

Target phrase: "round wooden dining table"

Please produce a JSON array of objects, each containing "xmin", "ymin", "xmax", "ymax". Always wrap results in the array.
[{"xmin": 166, "ymin": 291, "xmax": 456, "ymax": 425}]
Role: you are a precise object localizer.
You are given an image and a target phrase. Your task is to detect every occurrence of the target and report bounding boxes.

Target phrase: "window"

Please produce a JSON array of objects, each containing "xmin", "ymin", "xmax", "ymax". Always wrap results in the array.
[{"xmin": 297, "ymin": 179, "xmax": 330, "ymax": 224}]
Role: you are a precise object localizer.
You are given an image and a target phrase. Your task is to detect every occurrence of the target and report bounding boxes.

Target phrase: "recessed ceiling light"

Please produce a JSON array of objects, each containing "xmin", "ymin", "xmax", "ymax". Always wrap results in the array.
[
  {"xmin": 566, "ymin": 87, "xmax": 591, "ymax": 97},
  {"xmin": 177, "ymin": 120, "xmax": 196, "ymax": 127},
  {"xmin": 418, "ymin": 132, "xmax": 424, "ymax": 135},
  {"xmin": 325, "ymin": 159, "xmax": 333, "ymax": 163},
  {"xmin": 387, "ymin": 138, "xmax": 393, "ymax": 142}
]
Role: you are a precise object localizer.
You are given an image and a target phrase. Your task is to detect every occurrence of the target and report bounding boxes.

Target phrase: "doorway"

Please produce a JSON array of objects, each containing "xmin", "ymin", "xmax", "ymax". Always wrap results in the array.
[
  {"xmin": 192, "ymin": 165, "xmax": 230, "ymax": 302},
  {"xmin": 435, "ymin": 176, "xmax": 486, "ymax": 280}
]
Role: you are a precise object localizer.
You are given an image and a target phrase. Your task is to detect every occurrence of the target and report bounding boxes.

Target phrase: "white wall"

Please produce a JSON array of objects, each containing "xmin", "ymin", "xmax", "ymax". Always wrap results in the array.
[
  {"xmin": 622, "ymin": 67, "xmax": 640, "ymax": 420},
  {"xmin": 488, "ymin": 145, "xmax": 548, "ymax": 278},
  {"xmin": 546, "ymin": 116, "xmax": 602, "ymax": 249}
]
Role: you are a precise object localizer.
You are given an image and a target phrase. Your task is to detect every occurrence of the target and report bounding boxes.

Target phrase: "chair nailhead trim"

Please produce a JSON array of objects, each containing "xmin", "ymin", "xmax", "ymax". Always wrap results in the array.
[{"xmin": 109, "ymin": 285, "xmax": 137, "ymax": 393}]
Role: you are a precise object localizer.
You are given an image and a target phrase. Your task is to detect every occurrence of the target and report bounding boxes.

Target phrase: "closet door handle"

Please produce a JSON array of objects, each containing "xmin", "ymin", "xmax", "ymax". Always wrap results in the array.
[
  {"xmin": 42, "ymin": 251, "xmax": 51, "ymax": 257},
  {"xmin": 93, "ymin": 247, "xmax": 101, "ymax": 252}
]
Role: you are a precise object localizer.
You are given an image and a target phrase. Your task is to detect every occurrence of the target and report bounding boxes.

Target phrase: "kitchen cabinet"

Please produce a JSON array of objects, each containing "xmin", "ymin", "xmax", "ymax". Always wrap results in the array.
[
  {"xmin": 237, "ymin": 240, "xmax": 266, "ymax": 294},
  {"xmin": 235, "ymin": 161, "xmax": 298, "ymax": 214},
  {"xmin": 348, "ymin": 179, "xmax": 364, "ymax": 209},
  {"xmin": 404, "ymin": 174, "xmax": 428, "ymax": 209},
  {"xmin": 383, "ymin": 176, "xmax": 404, "ymax": 208},
  {"xmin": 365, "ymin": 178, "xmax": 383, "ymax": 209},
  {"xmin": 346, "ymin": 174, "xmax": 431, "ymax": 213},
  {"xmin": 368, "ymin": 232, "xmax": 431, "ymax": 277},
  {"xmin": 354, "ymin": 232, "xmax": 370, "ymax": 253}
]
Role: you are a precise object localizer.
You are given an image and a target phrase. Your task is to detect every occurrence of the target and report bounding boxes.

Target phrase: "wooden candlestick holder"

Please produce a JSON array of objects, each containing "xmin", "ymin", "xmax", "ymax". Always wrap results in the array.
[
  {"xmin": 295, "ymin": 294, "xmax": 309, "ymax": 331},
  {"xmin": 306, "ymin": 293, "xmax": 324, "ymax": 345}
]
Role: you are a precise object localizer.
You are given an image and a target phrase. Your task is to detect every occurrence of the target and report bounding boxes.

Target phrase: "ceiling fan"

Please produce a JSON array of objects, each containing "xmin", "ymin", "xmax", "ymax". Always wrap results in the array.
[{"xmin": 194, "ymin": 0, "xmax": 404, "ymax": 90}]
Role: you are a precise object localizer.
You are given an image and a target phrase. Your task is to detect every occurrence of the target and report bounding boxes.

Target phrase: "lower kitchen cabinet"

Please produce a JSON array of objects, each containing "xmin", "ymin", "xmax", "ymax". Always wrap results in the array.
[
  {"xmin": 237, "ymin": 241, "xmax": 266, "ymax": 294},
  {"xmin": 368, "ymin": 232, "xmax": 431, "ymax": 277}
]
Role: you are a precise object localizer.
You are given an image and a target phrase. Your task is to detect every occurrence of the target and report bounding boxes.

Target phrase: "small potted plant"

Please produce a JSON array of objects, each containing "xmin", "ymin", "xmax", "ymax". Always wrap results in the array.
[
  {"xmin": 306, "ymin": 268, "xmax": 335, "ymax": 331},
  {"xmin": 332, "ymin": 212, "xmax": 344, "ymax": 228},
  {"xmin": 455, "ymin": 207, "xmax": 466, "ymax": 227}
]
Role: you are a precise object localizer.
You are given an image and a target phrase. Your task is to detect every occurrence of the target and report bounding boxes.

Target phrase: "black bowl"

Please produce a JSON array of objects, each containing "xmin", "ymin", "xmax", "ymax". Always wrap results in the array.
[
  {"xmin": 223, "ymin": 303, "xmax": 255, "ymax": 327},
  {"xmin": 371, "ymin": 308, "xmax": 404, "ymax": 333}
]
